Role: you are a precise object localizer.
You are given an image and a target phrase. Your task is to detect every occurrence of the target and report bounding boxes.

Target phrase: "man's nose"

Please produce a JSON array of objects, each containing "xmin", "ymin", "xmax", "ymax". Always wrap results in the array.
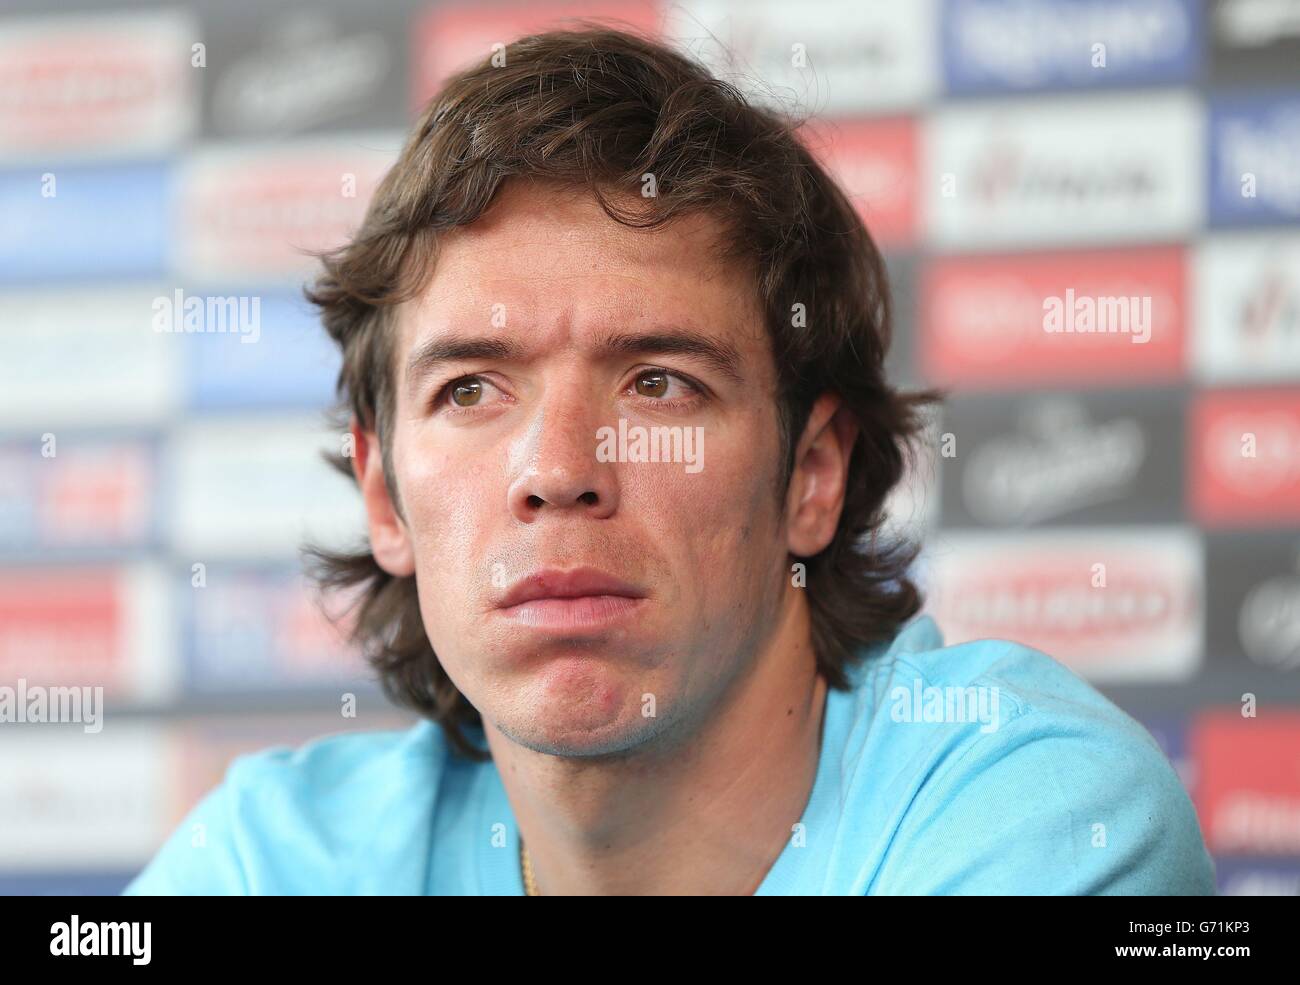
[{"xmin": 506, "ymin": 395, "xmax": 618, "ymax": 521}]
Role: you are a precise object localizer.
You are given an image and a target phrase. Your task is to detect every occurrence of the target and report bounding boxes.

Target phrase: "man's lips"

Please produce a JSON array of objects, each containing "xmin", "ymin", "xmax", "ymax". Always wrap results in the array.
[
  {"xmin": 495, "ymin": 566, "xmax": 647, "ymax": 610},
  {"xmin": 493, "ymin": 567, "xmax": 648, "ymax": 633}
]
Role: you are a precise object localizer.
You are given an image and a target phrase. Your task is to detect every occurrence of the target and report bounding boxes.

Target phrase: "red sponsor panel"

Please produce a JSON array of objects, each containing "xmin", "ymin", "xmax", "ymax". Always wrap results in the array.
[
  {"xmin": 803, "ymin": 117, "xmax": 919, "ymax": 250},
  {"xmin": 0, "ymin": 568, "xmax": 122, "ymax": 689},
  {"xmin": 919, "ymin": 247, "xmax": 1187, "ymax": 390},
  {"xmin": 1190, "ymin": 389, "xmax": 1300, "ymax": 527},
  {"xmin": 0, "ymin": 565, "xmax": 170, "ymax": 701},
  {"xmin": 412, "ymin": 1, "xmax": 663, "ymax": 110},
  {"xmin": 1193, "ymin": 711, "xmax": 1300, "ymax": 856}
]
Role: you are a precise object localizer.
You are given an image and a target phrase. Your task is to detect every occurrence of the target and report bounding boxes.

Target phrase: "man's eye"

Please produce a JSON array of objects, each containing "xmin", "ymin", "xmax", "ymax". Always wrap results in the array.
[
  {"xmin": 633, "ymin": 369, "xmax": 697, "ymax": 400},
  {"xmin": 436, "ymin": 371, "xmax": 697, "ymax": 412},
  {"xmin": 438, "ymin": 375, "xmax": 502, "ymax": 410},
  {"xmin": 450, "ymin": 378, "xmax": 484, "ymax": 407}
]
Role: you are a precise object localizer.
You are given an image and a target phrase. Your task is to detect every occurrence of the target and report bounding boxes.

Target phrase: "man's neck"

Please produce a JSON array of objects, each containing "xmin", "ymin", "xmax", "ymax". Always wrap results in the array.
[{"xmin": 482, "ymin": 592, "xmax": 828, "ymax": 895}]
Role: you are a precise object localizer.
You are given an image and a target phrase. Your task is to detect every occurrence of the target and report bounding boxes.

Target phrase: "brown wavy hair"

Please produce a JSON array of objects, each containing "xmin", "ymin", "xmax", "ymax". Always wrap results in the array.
[{"xmin": 303, "ymin": 23, "xmax": 944, "ymax": 762}]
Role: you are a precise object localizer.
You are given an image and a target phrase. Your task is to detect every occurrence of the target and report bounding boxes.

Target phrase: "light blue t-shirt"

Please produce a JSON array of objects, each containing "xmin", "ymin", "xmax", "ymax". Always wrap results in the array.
[{"xmin": 122, "ymin": 614, "xmax": 1216, "ymax": 895}]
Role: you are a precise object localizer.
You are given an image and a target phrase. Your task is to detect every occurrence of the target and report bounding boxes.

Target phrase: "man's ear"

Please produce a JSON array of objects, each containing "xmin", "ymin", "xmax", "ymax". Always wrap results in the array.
[
  {"xmin": 351, "ymin": 420, "xmax": 416, "ymax": 577},
  {"xmin": 784, "ymin": 393, "xmax": 860, "ymax": 558}
]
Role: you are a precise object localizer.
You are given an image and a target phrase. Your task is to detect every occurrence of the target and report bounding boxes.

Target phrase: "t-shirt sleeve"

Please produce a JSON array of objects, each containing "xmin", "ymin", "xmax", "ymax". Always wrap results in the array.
[
  {"xmin": 120, "ymin": 762, "xmax": 253, "ymax": 896},
  {"xmin": 870, "ymin": 707, "xmax": 1217, "ymax": 895}
]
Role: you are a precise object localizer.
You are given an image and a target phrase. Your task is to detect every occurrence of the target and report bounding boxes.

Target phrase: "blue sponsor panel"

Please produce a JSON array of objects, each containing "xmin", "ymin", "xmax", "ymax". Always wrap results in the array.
[
  {"xmin": 183, "ymin": 292, "xmax": 340, "ymax": 410},
  {"xmin": 0, "ymin": 163, "xmax": 171, "ymax": 284},
  {"xmin": 0, "ymin": 871, "xmax": 135, "ymax": 896},
  {"xmin": 1215, "ymin": 857, "xmax": 1300, "ymax": 895},
  {"xmin": 179, "ymin": 562, "xmax": 378, "ymax": 694},
  {"xmin": 941, "ymin": 0, "xmax": 1203, "ymax": 94},
  {"xmin": 1133, "ymin": 715, "xmax": 1195, "ymax": 794},
  {"xmin": 0, "ymin": 433, "xmax": 163, "ymax": 561},
  {"xmin": 1208, "ymin": 93, "xmax": 1300, "ymax": 226}
]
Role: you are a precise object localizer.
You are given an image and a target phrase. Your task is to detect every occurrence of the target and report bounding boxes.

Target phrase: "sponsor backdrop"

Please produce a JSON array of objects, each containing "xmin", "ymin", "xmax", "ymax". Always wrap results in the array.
[{"xmin": 0, "ymin": 0, "xmax": 1297, "ymax": 895}]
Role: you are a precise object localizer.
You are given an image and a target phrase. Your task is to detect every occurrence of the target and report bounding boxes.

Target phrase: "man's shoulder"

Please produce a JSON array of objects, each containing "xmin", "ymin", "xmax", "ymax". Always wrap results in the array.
[
  {"xmin": 880, "ymin": 624, "xmax": 1188, "ymax": 805},
  {"xmin": 218, "ymin": 718, "xmax": 455, "ymax": 863},
  {"xmin": 224, "ymin": 718, "xmax": 444, "ymax": 797},
  {"xmin": 836, "ymin": 616, "xmax": 1215, "ymax": 894},
  {"xmin": 851, "ymin": 614, "xmax": 1164, "ymax": 750},
  {"xmin": 124, "ymin": 719, "xmax": 455, "ymax": 895}
]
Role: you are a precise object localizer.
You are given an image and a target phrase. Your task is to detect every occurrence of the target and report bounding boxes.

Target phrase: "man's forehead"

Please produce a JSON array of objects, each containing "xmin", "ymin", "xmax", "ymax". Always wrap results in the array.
[
  {"xmin": 426, "ymin": 181, "xmax": 736, "ymax": 281},
  {"xmin": 398, "ymin": 277, "xmax": 765, "ymax": 371},
  {"xmin": 406, "ymin": 264, "xmax": 723, "ymax": 325},
  {"xmin": 397, "ymin": 192, "xmax": 763, "ymax": 357}
]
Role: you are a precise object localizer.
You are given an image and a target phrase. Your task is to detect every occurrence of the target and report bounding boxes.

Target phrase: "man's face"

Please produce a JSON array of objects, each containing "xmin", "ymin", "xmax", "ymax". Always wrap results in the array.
[{"xmin": 372, "ymin": 179, "xmax": 798, "ymax": 758}]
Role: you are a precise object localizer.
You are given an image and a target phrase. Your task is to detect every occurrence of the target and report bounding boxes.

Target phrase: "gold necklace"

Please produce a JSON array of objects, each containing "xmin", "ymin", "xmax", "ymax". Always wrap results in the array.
[{"xmin": 520, "ymin": 839, "xmax": 539, "ymax": 896}]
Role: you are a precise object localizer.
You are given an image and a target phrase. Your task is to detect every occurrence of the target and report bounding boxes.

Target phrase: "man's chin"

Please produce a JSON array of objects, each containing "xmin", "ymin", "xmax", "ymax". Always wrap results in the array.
[
  {"xmin": 494, "ymin": 710, "xmax": 658, "ymax": 760},
  {"xmin": 489, "ymin": 666, "xmax": 667, "ymax": 758},
  {"xmin": 464, "ymin": 636, "xmax": 680, "ymax": 756}
]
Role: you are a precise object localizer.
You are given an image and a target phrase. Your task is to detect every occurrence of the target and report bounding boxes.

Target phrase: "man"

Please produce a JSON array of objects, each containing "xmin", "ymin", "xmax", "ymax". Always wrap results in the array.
[{"xmin": 125, "ymin": 26, "xmax": 1214, "ymax": 895}]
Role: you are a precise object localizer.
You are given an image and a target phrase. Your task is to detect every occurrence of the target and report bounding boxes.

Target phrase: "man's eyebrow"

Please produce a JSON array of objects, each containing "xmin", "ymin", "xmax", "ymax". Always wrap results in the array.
[
  {"xmin": 403, "ymin": 326, "xmax": 746, "ymax": 389},
  {"xmin": 596, "ymin": 329, "xmax": 745, "ymax": 385},
  {"xmin": 405, "ymin": 335, "xmax": 521, "ymax": 389}
]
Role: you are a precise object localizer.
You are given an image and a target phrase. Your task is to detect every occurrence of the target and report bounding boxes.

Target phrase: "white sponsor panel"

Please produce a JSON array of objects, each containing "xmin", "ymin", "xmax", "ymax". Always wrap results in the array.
[
  {"xmin": 1194, "ymin": 233, "xmax": 1300, "ymax": 383},
  {"xmin": 0, "ymin": 286, "xmax": 179, "ymax": 430},
  {"xmin": 170, "ymin": 416, "xmax": 366, "ymax": 558},
  {"xmin": 0, "ymin": 10, "xmax": 197, "ymax": 165},
  {"xmin": 921, "ymin": 527, "xmax": 1203, "ymax": 682},
  {"xmin": 119, "ymin": 562, "xmax": 178, "ymax": 705},
  {"xmin": 173, "ymin": 132, "xmax": 402, "ymax": 285},
  {"xmin": 0, "ymin": 723, "xmax": 170, "ymax": 869},
  {"xmin": 667, "ymin": 0, "xmax": 937, "ymax": 113},
  {"xmin": 924, "ymin": 92, "xmax": 1203, "ymax": 249}
]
